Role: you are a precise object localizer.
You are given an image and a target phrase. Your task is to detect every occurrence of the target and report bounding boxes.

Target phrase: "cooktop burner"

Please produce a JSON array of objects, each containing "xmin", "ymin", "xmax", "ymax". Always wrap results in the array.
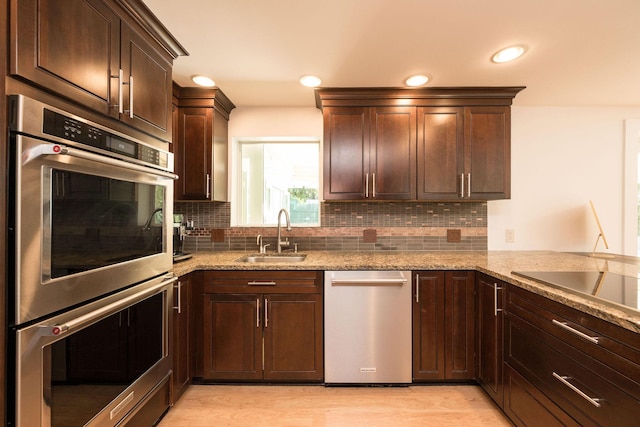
[{"xmin": 512, "ymin": 271, "xmax": 639, "ymax": 313}]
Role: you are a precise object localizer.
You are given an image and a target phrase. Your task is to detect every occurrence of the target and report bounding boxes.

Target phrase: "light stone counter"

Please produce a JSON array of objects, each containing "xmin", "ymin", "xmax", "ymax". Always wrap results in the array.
[{"xmin": 172, "ymin": 250, "xmax": 640, "ymax": 333}]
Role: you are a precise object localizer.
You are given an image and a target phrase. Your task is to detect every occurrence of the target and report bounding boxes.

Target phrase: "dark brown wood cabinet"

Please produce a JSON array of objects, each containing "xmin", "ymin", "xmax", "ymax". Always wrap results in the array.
[
  {"xmin": 172, "ymin": 273, "xmax": 193, "ymax": 403},
  {"xmin": 412, "ymin": 271, "xmax": 475, "ymax": 381},
  {"xmin": 417, "ymin": 106, "xmax": 511, "ymax": 200},
  {"xmin": 322, "ymin": 106, "xmax": 416, "ymax": 200},
  {"xmin": 475, "ymin": 273, "xmax": 505, "ymax": 407},
  {"xmin": 201, "ymin": 271, "xmax": 323, "ymax": 382},
  {"xmin": 316, "ymin": 87, "xmax": 523, "ymax": 201},
  {"xmin": 503, "ymin": 363, "xmax": 580, "ymax": 427},
  {"xmin": 463, "ymin": 107, "xmax": 511, "ymax": 199},
  {"xmin": 417, "ymin": 107, "xmax": 464, "ymax": 200},
  {"xmin": 10, "ymin": 0, "xmax": 186, "ymax": 142},
  {"xmin": 172, "ymin": 85, "xmax": 235, "ymax": 201},
  {"xmin": 504, "ymin": 283, "xmax": 640, "ymax": 427}
]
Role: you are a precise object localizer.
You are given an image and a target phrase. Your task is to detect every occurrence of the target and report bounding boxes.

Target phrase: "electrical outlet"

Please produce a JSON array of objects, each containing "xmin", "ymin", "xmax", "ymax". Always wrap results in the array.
[{"xmin": 505, "ymin": 229, "xmax": 515, "ymax": 243}]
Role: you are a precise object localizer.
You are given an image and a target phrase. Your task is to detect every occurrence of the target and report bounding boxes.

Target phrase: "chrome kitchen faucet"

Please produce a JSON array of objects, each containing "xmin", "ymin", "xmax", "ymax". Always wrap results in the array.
[{"xmin": 276, "ymin": 208, "xmax": 292, "ymax": 253}]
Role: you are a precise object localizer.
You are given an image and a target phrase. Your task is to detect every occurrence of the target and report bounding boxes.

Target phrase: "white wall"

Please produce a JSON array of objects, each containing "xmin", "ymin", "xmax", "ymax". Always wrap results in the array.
[
  {"xmin": 227, "ymin": 105, "xmax": 640, "ymax": 254},
  {"xmin": 489, "ymin": 106, "xmax": 640, "ymax": 253},
  {"xmin": 229, "ymin": 107, "xmax": 323, "ymax": 138}
]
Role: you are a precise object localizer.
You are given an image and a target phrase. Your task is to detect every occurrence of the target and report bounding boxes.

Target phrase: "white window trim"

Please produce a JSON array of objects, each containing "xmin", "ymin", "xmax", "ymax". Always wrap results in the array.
[{"xmin": 230, "ymin": 136, "xmax": 321, "ymax": 227}]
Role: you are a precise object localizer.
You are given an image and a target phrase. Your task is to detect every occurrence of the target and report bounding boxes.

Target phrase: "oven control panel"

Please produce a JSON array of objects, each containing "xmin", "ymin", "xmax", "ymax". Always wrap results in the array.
[{"xmin": 42, "ymin": 108, "xmax": 168, "ymax": 169}]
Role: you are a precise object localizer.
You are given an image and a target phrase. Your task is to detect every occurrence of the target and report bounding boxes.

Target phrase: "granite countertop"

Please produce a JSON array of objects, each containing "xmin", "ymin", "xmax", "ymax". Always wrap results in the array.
[{"xmin": 172, "ymin": 250, "xmax": 640, "ymax": 334}]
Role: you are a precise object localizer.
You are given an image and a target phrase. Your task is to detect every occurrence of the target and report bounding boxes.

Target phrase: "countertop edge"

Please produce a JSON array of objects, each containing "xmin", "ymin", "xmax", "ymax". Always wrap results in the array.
[{"xmin": 171, "ymin": 251, "xmax": 640, "ymax": 334}]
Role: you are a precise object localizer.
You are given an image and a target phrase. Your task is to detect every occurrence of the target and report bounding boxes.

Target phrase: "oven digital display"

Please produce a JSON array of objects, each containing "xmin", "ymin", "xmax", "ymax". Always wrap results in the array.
[{"xmin": 107, "ymin": 136, "xmax": 136, "ymax": 157}]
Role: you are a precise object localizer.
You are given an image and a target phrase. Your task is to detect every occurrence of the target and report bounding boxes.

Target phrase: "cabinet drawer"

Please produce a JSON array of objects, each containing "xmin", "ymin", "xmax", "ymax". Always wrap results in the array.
[
  {"xmin": 506, "ymin": 285, "xmax": 640, "ymax": 382},
  {"xmin": 503, "ymin": 363, "xmax": 580, "ymax": 427},
  {"xmin": 505, "ymin": 313, "xmax": 640, "ymax": 427},
  {"xmin": 203, "ymin": 270, "xmax": 322, "ymax": 294}
]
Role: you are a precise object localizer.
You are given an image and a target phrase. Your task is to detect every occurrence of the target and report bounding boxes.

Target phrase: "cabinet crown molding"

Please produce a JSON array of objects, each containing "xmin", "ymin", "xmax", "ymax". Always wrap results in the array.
[
  {"xmin": 315, "ymin": 86, "xmax": 526, "ymax": 109},
  {"xmin": 116, "ymin": 0, "xmax": 189, "ymax": 59},
  {"xmin": 173, "ymin": 83, "xmax": 236, "ymax": 118}
]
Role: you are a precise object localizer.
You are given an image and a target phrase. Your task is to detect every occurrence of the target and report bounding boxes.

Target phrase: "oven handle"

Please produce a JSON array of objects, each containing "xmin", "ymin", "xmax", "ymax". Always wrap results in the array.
[
  {"xmin": 47, "ymin": 275, "xmax": 177, "ymax": 337},
  {"xmin": 24, "ymin": 143, "xmax": 178, "ymax": 180}
]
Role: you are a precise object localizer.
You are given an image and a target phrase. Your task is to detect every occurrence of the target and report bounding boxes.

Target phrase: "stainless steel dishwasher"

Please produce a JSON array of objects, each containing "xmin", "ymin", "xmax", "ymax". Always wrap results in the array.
[{"xmin": 324, "ymin": 270, "xmax": 412, "ymax": 385}]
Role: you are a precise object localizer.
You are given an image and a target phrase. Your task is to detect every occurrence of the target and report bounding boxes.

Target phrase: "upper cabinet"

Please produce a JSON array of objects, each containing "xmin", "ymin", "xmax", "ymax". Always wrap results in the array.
[
  {"xmin": 172, "ymin": 85, "xmax": 236, "ymax": 201},
  {"xmin": 10, "ymin": 0, "xmax": 187, "ymax": 142},
  {"xmin": 322, "ymin": 106, "xmax": 416, "ymax": 200},
  {"xmin": 316, "ymin": 87, "xmax": 524, "ymax": 201}
]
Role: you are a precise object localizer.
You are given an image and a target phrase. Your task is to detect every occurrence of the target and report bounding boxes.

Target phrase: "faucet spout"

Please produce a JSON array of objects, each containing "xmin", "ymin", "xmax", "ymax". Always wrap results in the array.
[{"xmin": 276, "ymin": 208, "xmax": 292, "ymax": 253}]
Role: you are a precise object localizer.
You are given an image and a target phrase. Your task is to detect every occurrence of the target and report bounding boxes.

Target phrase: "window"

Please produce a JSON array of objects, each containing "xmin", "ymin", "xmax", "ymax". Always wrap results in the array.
[{"xmin": 234, "ymin": 139, "xmax": 320, "ymax": 226}]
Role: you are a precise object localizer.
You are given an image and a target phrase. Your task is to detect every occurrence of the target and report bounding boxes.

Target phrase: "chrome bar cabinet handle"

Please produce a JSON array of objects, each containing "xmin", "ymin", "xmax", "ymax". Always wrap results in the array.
[
  {"xmin": 264, "ymin": 298, "xmax": 269, "ymax": 328},
  {"xmin": 372, "ymin": 172, "xmax": 376, "ymax": 198},
  {"xmin": 460, "ymin": 173, "xmax": 465, "ymax": 198},
  {"xmin": 173, "ymin": 281, "xmax": 182, "ymax": 314},
  {"xmin": 128, "ymin": 75, "xmax": 134, "ymax": 118},
  {"xmin": 365, "ymin": 173, "xmax": 369, "ymax": 197},
  {"xmin": 552, "ymin": 372, "xmax": 602, "ymax": 407},
  {"xmin": 552, "ymin": 319, "xmax": 599, "ymax": 344},
  {"xmin": 256, "ymin": 298, "xmax": 261, "ymax": 328},
  {"xmin": 415, "ymin": 274, "xmax": 420, "ymax": 303},
  {"xmin": 248, "ymin": 281, "xmax": 277, "ymax": 286},
  {"xmin": 494, "ymin": 283, "xmax": 503, "ymax": 316},
  {"xmin": 467, "ymin": 173, "xmax": 471, "ymax": 197}
]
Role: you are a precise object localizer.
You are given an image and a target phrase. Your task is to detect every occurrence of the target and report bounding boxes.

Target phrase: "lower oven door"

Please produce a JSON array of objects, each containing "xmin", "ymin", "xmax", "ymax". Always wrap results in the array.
[{"xmin": 13, "ymin": 274, "xmax": 175, "ymax": 427}]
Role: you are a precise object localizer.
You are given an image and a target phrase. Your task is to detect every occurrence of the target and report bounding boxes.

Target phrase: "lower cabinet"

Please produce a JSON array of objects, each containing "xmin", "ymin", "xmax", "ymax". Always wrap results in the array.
[
  {"xmin": 504, "ymin": 284, "xmax": 640, "ymax": 427},
  {"xmin": 201, "ymin": 271, "xmax": 324, "ymax": 382},
  {"xmin": 172, "ymin": 273, "xmax": 193, "ymax": 403},
  {"xmin": 503, "ymin": 363, "xmax": 579, "ymax": 427},
  {"xmin": 476, "ymin": 273, "xmax": 505, "ymax": 407},
  {"xmin": 412, "ymin": 271, "xmax": 475, "ymax": 381}
]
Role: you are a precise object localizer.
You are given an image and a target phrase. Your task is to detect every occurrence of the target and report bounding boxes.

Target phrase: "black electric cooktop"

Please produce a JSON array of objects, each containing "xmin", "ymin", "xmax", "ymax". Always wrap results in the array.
[{"xmin": 512, "ymin": 271, "xmax": 639, "ymax": 314}]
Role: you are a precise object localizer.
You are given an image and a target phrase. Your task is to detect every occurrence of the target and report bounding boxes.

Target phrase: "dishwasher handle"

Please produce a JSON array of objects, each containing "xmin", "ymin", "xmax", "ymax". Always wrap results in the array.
[{"xmin": 330, "ymin": 278, "xmax": 407, "ymax": 286}]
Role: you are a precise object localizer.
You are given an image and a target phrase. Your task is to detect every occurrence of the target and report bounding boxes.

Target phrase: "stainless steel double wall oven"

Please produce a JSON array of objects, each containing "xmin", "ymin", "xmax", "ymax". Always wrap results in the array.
[{"xmin": 7, "ymin": 95, "xmax": 177, "ymax": 426}]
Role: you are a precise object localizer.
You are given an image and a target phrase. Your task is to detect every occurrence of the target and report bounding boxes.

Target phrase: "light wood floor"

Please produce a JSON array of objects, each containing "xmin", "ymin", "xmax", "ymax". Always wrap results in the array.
[{"xmin": 158, "ymin": 385, "xmax": 512, "ymax": 426}]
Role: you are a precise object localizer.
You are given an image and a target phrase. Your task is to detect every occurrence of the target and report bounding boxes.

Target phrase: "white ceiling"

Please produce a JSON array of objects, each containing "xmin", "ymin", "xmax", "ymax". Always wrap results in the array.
[{"xmin": 144, "ymin": 0, "xmax": 640, "ymax": 108}]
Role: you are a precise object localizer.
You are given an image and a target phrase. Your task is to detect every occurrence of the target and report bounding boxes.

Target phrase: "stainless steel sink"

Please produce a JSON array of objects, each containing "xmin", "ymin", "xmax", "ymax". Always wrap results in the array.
[{"xmin": 235, "ymin": 254, "xmax": 307, "ymax": 263}]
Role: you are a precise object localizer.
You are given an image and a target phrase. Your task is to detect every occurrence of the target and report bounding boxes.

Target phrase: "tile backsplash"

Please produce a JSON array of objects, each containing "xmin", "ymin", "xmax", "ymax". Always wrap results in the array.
[{"xmin": 174, "ymin": 201, "xmax": 487, "ymax": 252}]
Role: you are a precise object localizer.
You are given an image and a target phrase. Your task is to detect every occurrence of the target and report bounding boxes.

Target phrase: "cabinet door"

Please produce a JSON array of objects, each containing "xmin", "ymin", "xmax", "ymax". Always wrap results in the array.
[
  {"xmin": 417, "ymin": 107, "xmax": 464, "ymax": 200},
  {"xmin": 11, "ymin": 0, "xmax": 120, "ymax": 115},
  {"xmin": 444, "ymin": 271, "xmax": 475, "ymax": 380},
  {"xmin": 172, "ymin": 275, "xmax": 192, "ymax": 403},
  {"xmin": 263, "ymin": 294, "xmax": 324, "ymax": 381},
  {"xmin": 175, "ymin": 107, "xmax": 213, "ymax": 200},
  {"xmin": 369, "ymin": 107, "xmax": 417, "ymax": 200},
  {"xmin": 120, "ymin": 23, "xmax": 173, "ymax": 141},
  {"xmin": 476, "ymin": 274, "xmax": 504, "ymax": 406},
  {"xmin": 412, "ymin": 271, "xmax": 445, "ymax": 380},
  {"xmin": 202, "ymin": 294, "xmax": 262, "ymax": 380},
  {"xmin": 464, "ymin": 107, "xmax": 510, "ymax": 200},
  {"xmin": 323, "ymin": 107, "xmax": 370, "ymax": 200}
]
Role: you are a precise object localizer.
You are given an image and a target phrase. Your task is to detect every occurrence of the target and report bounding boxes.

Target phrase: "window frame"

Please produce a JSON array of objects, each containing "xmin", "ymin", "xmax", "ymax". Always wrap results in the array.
[{"xmin": 231, "ymin": 136, "xmax": 321, "ymax": 227}]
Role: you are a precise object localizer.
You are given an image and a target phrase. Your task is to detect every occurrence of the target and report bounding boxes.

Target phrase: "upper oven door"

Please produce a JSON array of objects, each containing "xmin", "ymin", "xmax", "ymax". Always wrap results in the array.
[{"xmin": 12, "ymin": 134, "xmax": 175, "ymax": 325}]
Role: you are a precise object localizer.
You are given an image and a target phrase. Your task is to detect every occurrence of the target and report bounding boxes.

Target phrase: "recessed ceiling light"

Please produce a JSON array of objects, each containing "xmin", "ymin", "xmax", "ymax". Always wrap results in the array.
[
  {"xmin": 299, "ymin": 74, "xmax": 322, "ymax": 87},
  {"xmin": 405, "ymin": 75, "xmax": 430, "ymax": 87},
  {"xmin": 191, "ymin": 75, "xmax": 216, "ymax": 87},
  {"xmin": 491, "ymin": 46, "xmax": 526, "ymax": 63}
]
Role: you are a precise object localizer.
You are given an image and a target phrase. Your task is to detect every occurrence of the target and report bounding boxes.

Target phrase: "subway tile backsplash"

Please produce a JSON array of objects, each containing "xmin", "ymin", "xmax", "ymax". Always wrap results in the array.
[{"xmin": 174, "ymin": 201, "xmax": 487, "ymax": 252}]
